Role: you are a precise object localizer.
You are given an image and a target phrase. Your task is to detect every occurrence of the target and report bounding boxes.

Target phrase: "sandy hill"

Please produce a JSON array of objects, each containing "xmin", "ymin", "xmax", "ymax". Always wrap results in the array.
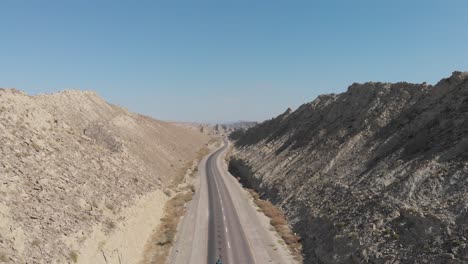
[
  {"xmin": 0, "ymin": 89, "xmax": 209, "ymax": 263},
  {"xmin": 229, "ymin": 72, "xmax": 468, "ymax": 264}
]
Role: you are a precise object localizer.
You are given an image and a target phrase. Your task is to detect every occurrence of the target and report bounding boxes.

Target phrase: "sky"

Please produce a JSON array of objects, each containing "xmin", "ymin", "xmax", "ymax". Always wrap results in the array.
[{"xmin": 0, "ymin": 0, "xmax": 467, "ymax": 123}]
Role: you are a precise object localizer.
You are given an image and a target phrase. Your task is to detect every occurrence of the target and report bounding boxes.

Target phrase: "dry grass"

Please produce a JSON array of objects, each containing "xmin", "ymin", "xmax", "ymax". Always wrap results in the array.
[
  {"xmin": 247, "ymin": 189, "xmax": 303, "ymax": 262},
  {"xmin": 140, "ymin": 137, "xmax": 219, "ymax": 264},
  {"xmin": 168, "ymin": 142, "xmax": 212, "ymax": 188},
  {"xmin": 224, "ymin": 141, "xmax": 235, "ymax": 163},
  {"xmin": 139, "ymin": 190, "xmax": 194, "ymax": 264}
]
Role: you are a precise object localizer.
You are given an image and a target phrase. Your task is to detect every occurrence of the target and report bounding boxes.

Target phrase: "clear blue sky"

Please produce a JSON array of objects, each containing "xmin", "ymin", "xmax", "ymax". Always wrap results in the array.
[{"xmin": 1, "ymin": 0, "xmax": 467, "ymax": 123}]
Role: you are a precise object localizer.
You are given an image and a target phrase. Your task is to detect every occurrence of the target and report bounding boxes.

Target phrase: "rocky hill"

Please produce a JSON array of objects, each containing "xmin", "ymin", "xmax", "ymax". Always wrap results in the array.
[
  {"xmin": 0, "ymin": 89, "xmax": 209, "ymax": 263},
  {"xmin": 229, "ymin": 72, "xmax": 468, "ymax": 264}
]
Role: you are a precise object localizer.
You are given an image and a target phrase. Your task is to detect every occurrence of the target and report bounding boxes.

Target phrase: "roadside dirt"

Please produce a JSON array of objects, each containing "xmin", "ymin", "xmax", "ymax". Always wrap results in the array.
[{"xmin": 139, "ymin": 139, "xmax": 220, "ymax": 264}]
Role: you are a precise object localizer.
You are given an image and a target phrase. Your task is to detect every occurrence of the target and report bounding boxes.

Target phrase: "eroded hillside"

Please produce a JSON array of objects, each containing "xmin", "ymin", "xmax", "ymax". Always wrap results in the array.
[
  {"xmin": 0, "ymin": 89, "xmax": 209, "ymax": 263},
  {"xmin": 229, "ymin": 72, "xmax": 468, "ymax": 264}
]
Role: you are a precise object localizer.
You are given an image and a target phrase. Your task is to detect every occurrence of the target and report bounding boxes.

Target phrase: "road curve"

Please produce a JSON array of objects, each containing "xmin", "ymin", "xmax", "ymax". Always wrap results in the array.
[{"xmin": 168, "ymin": 139, "xmax": 297, "ymax": 264}]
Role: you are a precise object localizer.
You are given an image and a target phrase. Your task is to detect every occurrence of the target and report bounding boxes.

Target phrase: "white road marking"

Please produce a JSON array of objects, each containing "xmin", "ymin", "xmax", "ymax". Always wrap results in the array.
[
  {"xmin": 228, "ymin": 241, "xmax": 231, "ymax": 249},
  {"xmin": 225, "ymin": 227, "xmax": 228, "ymax": 233}
]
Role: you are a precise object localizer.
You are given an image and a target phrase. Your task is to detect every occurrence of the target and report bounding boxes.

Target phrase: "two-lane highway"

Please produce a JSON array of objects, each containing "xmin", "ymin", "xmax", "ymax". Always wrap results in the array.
[
  {"xmin": 206, "ymin": 143, "xmax": 255, "ymax": 264},
  {"xmin": 169, "ymin": 139, "xmax": 297, "ymax": 264}
]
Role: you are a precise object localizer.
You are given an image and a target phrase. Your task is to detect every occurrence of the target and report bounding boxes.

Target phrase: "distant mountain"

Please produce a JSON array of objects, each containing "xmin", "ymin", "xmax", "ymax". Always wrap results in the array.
[
  {"xmin": 223, "ymin": 121, "xmax": 258, "ymax": 129},
  {"xmin": 217, "ymin": 121, "xmax": 258, "ymax": 131}
]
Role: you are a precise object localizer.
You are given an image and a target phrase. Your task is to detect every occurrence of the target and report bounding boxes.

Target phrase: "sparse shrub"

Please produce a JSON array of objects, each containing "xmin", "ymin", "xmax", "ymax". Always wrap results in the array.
[
  {"xmin": 91, "ymin": 200, "xmax": 99, "ymax": 209},
  {"xmin": 105, "ymin": 202, "xmax": 115, "ymax": 211},
  {"xmin": 452, "ymin": 239, "xmax": 462, "ymax": 247},
  {"xmin": 336, "ymin": 222, "xmax": 346, "ymax": 229},
  {"xmin": 69, "ymin": 251, "xmax": 78, "ymax": 263},
  {"xmin": 84, "ymin": 122, "xmax": 122, "ymax": 152},
  {"xmin": 348, "ymin": 231, "xmax": 359, "ymax": 240},
  {"xmin": 31, "ymin": 239, "xmax": 40, "ymax": 247},
  {"xmin": 163, "ymin": 188, "xmax": 172, "ymax": 197},
  {"xmin": 98, "ymin": 240, "xmax": 106, "ymax": 250},
  {"xmin": 248, "ymin": 189, "xmax": 303, "ymax": 261},
  {"xmin": 106, "ymin": 220, "xmax": 116, "ymax": 230},
  {"xmin": 0, "ymin": 252, "xmax": 8, "ymax": 262},
  {"xmin": 30, "ymin": 142, "xmax": 41, "ymax": 152},
  {"xmin": 383, "ymin": 227, "xmax": 392, "ymax": 235},
  {"xmin": 188, "ymin": 184, "xmax": 196, "ymax": 193},
  {"xmin": 270, "ymin": 215, "xmax": 288, "ymax": 226},
  {"xmin": 141, "ymin": 190, "xmax": 194, "ymax": 263}
]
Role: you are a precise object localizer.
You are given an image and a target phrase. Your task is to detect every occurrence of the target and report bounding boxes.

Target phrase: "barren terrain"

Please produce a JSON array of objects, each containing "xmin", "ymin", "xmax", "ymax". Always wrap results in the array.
[
  {"xmin": 229, "ymin": 72, "xmax": 468, "ymax": 264},
  {"xmin": 0, "ymin": 89, "xmax": 209, "ymax": 263}
]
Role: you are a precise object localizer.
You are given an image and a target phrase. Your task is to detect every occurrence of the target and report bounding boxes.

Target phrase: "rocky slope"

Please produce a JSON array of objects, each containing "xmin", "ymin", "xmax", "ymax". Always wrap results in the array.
[
  {"xmin": 229, "ymin": 72, "xmax": 468, "ymax": 264},
  {"xmin": 0, "ymin": 89, "xmax": 209, "ymax": 263}
]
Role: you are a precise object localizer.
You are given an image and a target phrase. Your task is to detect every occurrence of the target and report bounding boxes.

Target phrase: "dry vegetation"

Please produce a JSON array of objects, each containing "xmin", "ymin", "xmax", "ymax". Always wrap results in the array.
[
  {"xmin": 69, "ymin": 251, "xmax": 79, "ymax": 263},
  {"xmin": 168, "ymin": 140, "xmax": 214, "ymax": 188},
  {"xmin": 139, "ymin": 138, "xmax": 220, "ymax": 264},
  {"xmin": 231, "ymin": 72, "xmax": 468, "ymax": 263},
  {"xmin": 140, "ymin": 190, "xmax": 194, "ymax": 264},
  {"xmin": 247, "ymin": 189, "xmax": 303, "ymax": 262},
  {"xmin": 0, "ymin": 252, "xmax": 8, "ymax": 263}
]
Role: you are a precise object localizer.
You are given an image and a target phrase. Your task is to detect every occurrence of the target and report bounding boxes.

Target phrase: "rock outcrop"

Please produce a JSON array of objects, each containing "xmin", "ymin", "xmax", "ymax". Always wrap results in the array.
[
  {"xmin": 229, "ymin": 72, "xmax": 468, "ymax": 264},
  {"xmin": 0, "ymin": 89, "xmax": 209, "ymax": 263}
]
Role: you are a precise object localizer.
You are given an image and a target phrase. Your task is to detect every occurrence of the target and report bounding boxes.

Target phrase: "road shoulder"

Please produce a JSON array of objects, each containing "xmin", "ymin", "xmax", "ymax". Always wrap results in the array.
[{"xmin": 216, "ymin": 141, "xmax": 299, "ymax": 264}]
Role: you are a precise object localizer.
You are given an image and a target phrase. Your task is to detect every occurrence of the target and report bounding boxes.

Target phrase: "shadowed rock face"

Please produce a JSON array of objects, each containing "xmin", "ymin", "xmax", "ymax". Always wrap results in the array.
[{"xmin": 229, "ymin": 72, "xmax": 468, "ymax": 264}]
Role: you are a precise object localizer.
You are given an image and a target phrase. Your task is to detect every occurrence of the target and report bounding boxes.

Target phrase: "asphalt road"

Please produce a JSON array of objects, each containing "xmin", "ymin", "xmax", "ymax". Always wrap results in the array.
[
  {"xmin": 168, "ymin": 139, "xmax": 296, "ymax": 264},
  {"xmin": 206, "ymin": 142, "xmax": 255, "ymax": 264}
]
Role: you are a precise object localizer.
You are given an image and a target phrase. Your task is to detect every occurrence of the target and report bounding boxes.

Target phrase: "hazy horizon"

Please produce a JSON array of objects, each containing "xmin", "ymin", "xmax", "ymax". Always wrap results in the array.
[{"xmin": 1, "ymin": 0, "xmax": 467, "ymax": 122}]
